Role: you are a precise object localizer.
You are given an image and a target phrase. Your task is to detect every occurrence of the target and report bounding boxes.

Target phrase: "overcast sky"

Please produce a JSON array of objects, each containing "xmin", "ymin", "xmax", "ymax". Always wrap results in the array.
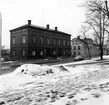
[{"xmin": 0, "ymin": 0, "xmax": 85, "ymax": 48}]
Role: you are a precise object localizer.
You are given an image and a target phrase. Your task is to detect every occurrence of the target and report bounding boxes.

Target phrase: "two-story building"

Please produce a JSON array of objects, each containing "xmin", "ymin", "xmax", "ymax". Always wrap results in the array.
[
  {"xmin": 10, "ymin": 20, "xmax": 71, "ymax": 60},
  {"xmin": 71, "ymin": 36, "xmax": 99, "ymax": 58}
]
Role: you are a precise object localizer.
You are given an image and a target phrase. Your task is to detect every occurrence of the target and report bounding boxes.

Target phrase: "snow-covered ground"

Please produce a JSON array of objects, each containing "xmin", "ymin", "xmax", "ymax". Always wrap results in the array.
[{"xmin": 1, "ymin": 56, "xmax": 109, "ymax": 105}]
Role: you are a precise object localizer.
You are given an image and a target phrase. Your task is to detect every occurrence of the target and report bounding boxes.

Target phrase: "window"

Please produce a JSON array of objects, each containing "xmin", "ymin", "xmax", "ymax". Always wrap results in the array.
[
  {"xmin": 53, "ymin": 38, "xmax": 56, "ymax": 45},
  {"xmin": 78, "ymin": 46, "xmax": 80, "ymax": 50},
  {"xmin": 58, "ymin": 40, "xmax": 60, "ymax": 45},
  {"xmin": 40, "ymin": 37, "xmax": 43, "ymax": 44},
  {"xmin": 74, "ymin": 46, "xmax": 76, "ymax": 50},
  {"xmin": 68, "ymin": 41, "xmax": 70, "ymax": 46},
  {"xmin": 12, "ymin": 50, "xmax": 15, "ymax": 56},
  {"xmin": 74, "ymin": 52, "xmax": 76, "ymax": 56},
  {"xmin": 22, "ymin": 35, "xmax": 26, "ymax": 43},
  {"xmin": 63, "ymin": 50, "xmax": 65, "ymax": 55},
  {"xmin": 12, "ymin": 37, "xmax": 16, "ymax": 44},
  {"xmin": 47, "ymin": 37, "xmax": 50, "ymax": 44},
  {"xmin": 32, "ymin": 50, "xmax": 36, "ymax": 56},
  {"xmin": 78, "ymin": 52, "xmax": 80, "ymax": 55},
  {"xmin": 32, "ymin": 35, "xmax": 36, "ymax": 43},
  {"xmin": 40, "ymin": 50, "xmax": 44, "ymax": 56},
  {"xmin": 23, "ymin": 29, "xmax": 26, "ymax": 31},
  {"xmin": 63, "ymin": 40, "xmax": 65, "ymax": 45},
  {"xmin": 22, "ymin": 49, "xmax": 26, "ymax": 56}
]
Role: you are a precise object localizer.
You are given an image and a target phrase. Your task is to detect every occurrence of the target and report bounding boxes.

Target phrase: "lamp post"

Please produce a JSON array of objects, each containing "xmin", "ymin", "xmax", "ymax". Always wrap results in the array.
[{"xmin": 0, "ymin": 12, "xmax": 2, "ymax": 75}]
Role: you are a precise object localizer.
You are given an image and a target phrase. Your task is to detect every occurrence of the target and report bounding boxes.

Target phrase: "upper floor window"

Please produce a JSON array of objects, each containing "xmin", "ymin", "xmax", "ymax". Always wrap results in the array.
[
  {"xmin": 32, "ymin": 50, "xmax": 36, "ymax": 56},
  {"xmin": 12, "ymin": 37, "xmax": 16, "ymax": 44},
  {"xmin": 78, "ymin": 46, "xmax": 80, "ymax": 50},
  {"xmin": 63, "ymin": 40, "xmax": 65, "ymax": 45},
  {"xmin": 67, "ymin": 41, "xmax": 70, "ymax": 46},
  {"xmin": 32, "ymin": 35, "xmax": 36, "ymax": 43},
  {"xmin": 23, "ymin": 29, "xmax": 26, "ymax": 31},
  {"xmin": 47, "ymin": 37, "xmax": 50, "ymax": 44},
  {"xmin": 74, "ymin": 46, "xmax": 76, "ymax": 50},
  {"xmin": 22, "ymin": 35, "xmax": 26, "ymax": 43},
  {"xmin": 40, "ymin": 37, "xmax": 43, "ymax": 44},
  {"xmin": 53, "ymin": 38, "xmax": 56, "ymax": 45},
  {"xmin": 58, "ymin": 40, "xmax": 61, "ymax": 45}
]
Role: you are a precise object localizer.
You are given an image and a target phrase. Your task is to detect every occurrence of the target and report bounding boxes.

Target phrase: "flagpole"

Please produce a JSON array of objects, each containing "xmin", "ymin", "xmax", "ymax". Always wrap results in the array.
[{"xmin": 0, "ymin": 12, "xmax": 2, "ymax": 75}]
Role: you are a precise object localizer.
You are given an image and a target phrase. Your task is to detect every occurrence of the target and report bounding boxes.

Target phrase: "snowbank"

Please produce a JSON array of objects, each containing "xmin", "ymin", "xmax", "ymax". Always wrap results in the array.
[{"xmin": 1, "ymin": 60, "xmax": 109, "ymax": 105}]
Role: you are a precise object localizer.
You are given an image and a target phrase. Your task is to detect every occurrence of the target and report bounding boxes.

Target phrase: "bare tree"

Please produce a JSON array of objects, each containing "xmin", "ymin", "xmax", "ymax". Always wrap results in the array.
[
  {"xmin": 83, "ymin": 0, "xmax": 109, "ymax": 60},
  {"xmin": 79, "ymin": 25, "xmax": 91, "ymax": 59}
]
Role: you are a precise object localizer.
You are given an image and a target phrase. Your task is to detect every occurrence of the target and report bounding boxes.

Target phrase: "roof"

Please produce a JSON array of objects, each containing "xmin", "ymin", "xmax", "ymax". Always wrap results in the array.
[
  {"xmin": 10, "ymin": 23, "xmax": 71, "ymax": 36},
  {"xmin": 71, "ymin": 37, "xmax": 94, "ymax": 45}
]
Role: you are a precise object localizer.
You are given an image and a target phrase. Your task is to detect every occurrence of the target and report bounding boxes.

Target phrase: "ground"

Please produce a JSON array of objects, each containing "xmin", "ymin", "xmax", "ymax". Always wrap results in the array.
[{"xmin": 0, "ymin": 56, "xmax": 109, "ymax": 105}]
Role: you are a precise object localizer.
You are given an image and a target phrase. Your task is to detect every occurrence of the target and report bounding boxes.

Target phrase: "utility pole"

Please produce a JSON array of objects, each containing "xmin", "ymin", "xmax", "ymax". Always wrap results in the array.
[{"xmin": 0, "ymin": 12, "xmax": 2, "ymax": 75}]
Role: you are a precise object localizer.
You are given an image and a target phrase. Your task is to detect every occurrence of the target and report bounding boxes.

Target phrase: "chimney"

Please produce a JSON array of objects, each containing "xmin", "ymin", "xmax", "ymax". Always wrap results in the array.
[
  {"xmin": 28, "ymin": 20, "xmax": 31, "ymax": 25},
  {"xmin": 46, "ymin": 24, "xmax": 49, "ymax": 29},
  {"xmin": 77, "ymin": 36, "xmax": 80, "ymax": 39},
  {"xmin": 55, "ymin": 27, "xmax": 58, "ymax": 31}
]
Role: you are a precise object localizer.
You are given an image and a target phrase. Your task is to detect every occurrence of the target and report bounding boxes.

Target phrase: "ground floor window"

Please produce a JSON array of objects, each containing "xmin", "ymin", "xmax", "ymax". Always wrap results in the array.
[
  {"xmin": 53, "ymin": 50, "xmax": 56, "ymax": 55},
  {"xmin": 22, "ymin": 49, "xmax": 26, "ymax": 56},
  {"xmin": 78, "ymin": 52, "xmax": 80, "ymax": 55},
  {"xmin": 74, "ymin": 52, "xmax": 76, "ymax": 57},
  {"xmin": 40, "ymin": 50, "xmax": 44, "ymax": 56},
  {"xmin": 12, "ymin": 50, "xmax": 16, "ymax": 56},
  {"xmin": 32, "ymin": 50, "xmax": 36, "ymax": 56}
]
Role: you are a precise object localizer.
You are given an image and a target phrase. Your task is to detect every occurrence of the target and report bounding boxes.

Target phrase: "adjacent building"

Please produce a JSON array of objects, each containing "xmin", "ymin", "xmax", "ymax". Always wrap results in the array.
[
  {"xmin": 71, "ymin": 36, "xmax": 99, "ymax": 57},
  {"xmin": 10, "ymin": 20, "xmax": 71, "ymax": 60}
]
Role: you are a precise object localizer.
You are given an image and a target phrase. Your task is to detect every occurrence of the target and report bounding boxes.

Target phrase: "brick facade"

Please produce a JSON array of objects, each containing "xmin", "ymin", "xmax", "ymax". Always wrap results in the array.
[{"xmin": 10, "ymin": 20, "xmax": 71, "ymax": 60}]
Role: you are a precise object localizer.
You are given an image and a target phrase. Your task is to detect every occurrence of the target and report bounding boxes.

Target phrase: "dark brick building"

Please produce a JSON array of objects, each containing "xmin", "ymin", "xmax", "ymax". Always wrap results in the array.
[{"xmin": 10, "ymin": 20, "xmax": 71, "ymax": 60}]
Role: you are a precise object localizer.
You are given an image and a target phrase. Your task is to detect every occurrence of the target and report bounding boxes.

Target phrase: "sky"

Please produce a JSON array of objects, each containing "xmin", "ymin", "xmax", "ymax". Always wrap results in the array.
[{"xmin": 0, "ymin": 0, "xmax": 86, "ymax": 49}]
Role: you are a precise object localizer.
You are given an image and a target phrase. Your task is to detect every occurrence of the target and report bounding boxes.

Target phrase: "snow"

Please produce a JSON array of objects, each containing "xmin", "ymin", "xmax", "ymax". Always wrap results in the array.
[{"xmin": 1, "ymin": 56, "xmax": 109, "ymax": 105}]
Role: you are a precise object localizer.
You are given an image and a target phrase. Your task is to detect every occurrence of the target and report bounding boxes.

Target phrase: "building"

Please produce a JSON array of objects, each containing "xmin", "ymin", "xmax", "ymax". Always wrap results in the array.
[
  {"xmin": 71, "ymin": 36, "xmax": 99, "ymax": 58},
  {"xmin": 10, "ymin": 20, "xmax": 71, "ymax": 60}
]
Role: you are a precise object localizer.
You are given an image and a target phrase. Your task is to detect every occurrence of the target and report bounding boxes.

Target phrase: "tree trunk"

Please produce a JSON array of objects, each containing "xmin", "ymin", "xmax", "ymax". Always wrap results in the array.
[
  {"xmin": 100, "ymin": 11, "xmax": 103, "ymax": 60},
  {"xmin": 87, "ymin": 44, "xmax": 91, "ymax": 59}
]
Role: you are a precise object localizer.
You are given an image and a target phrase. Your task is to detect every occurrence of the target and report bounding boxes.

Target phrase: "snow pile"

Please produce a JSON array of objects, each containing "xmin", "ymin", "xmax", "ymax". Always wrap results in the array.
[
  {"xmin": 12, "ymin": 64, "xmax": 71, "ymax": 77},
  {"xmin": 12, "ymin": 64, "xmax": 86, "ymax": 78},
  {"xmin": 0, "ymin": 64, "xmax": 87, "ymax": 93}
]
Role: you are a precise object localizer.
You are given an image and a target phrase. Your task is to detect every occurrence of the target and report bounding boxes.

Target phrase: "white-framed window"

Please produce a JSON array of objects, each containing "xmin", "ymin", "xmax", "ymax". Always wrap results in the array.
[
  {"xmin": 22, "ymin": 49, "xmax": 26, "ymax": 56},
  {"xmin": 40, "ymin": 37, "xmax": 43, "ymax": 44},
  {"xmin": 74, "ymin": 46, "xmax": 76, "ymax": 50},
  {"xmin": 12, "ymin": 37, "xmax": 16, "ymax": 44},
  {"xmin": 74, "ymin": 52, "xmax": 76, "ymax": 56},
  {"xmin": 78, "ymin": 46, "xmax": 80, "ymax": 50},
  {"xmin": 22, "ymin": 35, "xmax": 26, "ymax": 43},
  {"xmin": 32, "ymin": 50, "xmax": 36, "ymax": 56},
  {"xmin": 47, "ymin": 37, "xmax": 50, "ymax": 44}
]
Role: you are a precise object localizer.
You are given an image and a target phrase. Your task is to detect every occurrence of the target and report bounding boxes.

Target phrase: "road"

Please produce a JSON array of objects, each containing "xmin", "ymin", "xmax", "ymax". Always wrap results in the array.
[{"xmin": 1, "ymin": 58, "xmax": 109, "ymax": 75}]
